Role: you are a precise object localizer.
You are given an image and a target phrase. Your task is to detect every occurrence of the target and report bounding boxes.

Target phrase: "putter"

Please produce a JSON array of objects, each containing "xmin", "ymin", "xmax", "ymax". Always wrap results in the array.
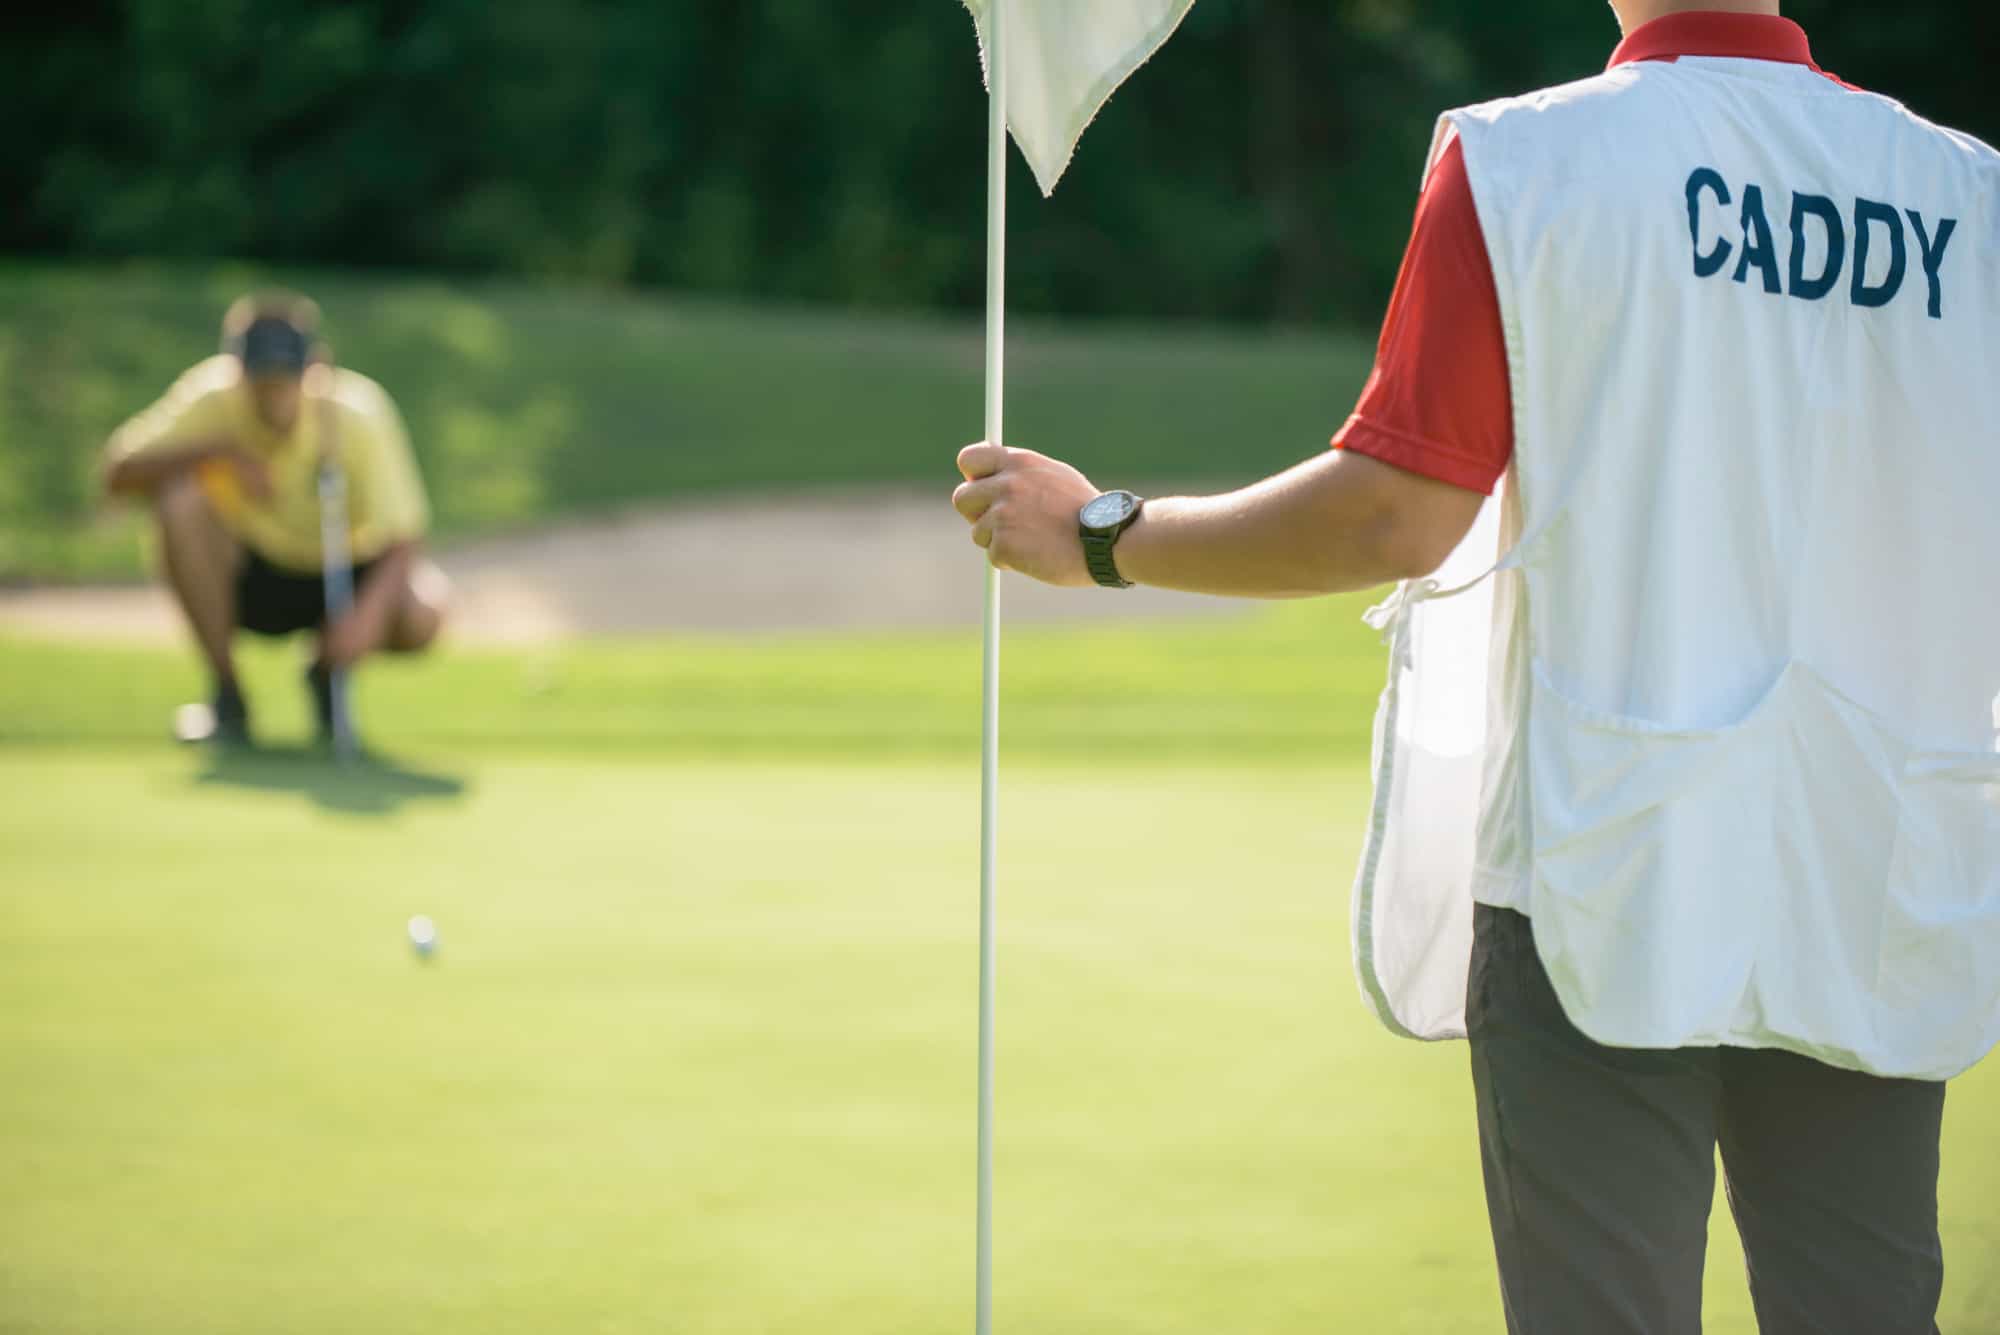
[{"xmin": 316, "ymin": 419, "xmax": 359, "ymax": 763}]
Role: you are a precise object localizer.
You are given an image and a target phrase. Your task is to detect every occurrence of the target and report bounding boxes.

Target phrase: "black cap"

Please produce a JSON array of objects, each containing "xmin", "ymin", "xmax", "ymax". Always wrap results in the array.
[{"xmin": 237, "ymin": 315, "xmax": 310, "ymax": 375}]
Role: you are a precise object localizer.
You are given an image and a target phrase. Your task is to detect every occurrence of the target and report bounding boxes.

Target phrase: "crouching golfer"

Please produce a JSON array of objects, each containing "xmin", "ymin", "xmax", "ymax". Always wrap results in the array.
[
  {"xmin": 103, "ymin": 293, "xmax": 447, "ymax": 748},
  {"xmin": 952, "ymin": 4, "xmax": 1997, "ymax": 1331}
]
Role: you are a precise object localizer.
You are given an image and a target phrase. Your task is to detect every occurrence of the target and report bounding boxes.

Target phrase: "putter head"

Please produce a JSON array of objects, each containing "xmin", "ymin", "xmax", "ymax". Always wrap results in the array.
[
  {"xmin": 328, "ymin": 699, "xmax": 360, "ymax": 764},
  {"xmin": 317, "ymin": 663, "xmax": 361, "ymax": 763}
]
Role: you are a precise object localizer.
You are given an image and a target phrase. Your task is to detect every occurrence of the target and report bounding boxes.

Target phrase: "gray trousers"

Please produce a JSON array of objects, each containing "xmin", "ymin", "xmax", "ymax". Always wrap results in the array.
[{"xmin": 1468, "ymin": 905, "xmax": 1946, "ymax": 1335}]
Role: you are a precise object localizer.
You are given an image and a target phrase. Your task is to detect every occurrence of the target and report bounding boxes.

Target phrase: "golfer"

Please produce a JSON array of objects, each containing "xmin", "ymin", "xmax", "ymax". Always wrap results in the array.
[
  {"xmin": 103, "ymin": 293, "xmax": 446, "ymax": 747},
  {"xmin": 952, "ymin": 4, "xmax": 1996, "ymax": 1331}
]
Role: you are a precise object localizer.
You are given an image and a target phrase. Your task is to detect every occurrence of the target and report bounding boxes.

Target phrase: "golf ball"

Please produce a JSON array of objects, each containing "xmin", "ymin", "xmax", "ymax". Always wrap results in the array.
[{"xmin": 407, "ymin": 914, "xmax": 439, "ymax": 958}]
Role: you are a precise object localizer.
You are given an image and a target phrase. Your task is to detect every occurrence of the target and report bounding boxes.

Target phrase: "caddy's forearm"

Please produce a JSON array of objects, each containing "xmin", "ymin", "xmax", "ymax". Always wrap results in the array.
[{"xmin": 1114, "ymin": 451, "xmax": 1471, "ymax": 597}]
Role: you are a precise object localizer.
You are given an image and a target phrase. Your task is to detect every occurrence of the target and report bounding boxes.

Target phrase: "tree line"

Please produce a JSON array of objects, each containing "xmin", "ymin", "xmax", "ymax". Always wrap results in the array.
[{"xmin": 9, "ymin": 1, "xmax": 1993, "ymax": 328}]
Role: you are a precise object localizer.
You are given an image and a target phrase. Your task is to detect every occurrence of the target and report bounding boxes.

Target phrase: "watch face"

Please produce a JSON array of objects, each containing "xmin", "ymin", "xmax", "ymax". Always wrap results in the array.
[{"xmin": 1080, "ymin": 490, "xmax": 1140, "ymax": 531}]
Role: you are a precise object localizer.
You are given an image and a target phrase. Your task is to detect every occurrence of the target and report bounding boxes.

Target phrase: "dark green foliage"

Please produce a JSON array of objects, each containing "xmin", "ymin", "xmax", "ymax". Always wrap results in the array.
[{"xmin": 6, "ymin": 3, "xmax": 1991, "ymax": 328}]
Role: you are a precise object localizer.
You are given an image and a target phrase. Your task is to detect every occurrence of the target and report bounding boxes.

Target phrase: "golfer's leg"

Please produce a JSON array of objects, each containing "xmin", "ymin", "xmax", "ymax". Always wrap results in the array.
[
  {"xmin": 383, "ymin": 559, "xmax": 449, "ymax": 653},
  {"xmin": 324, "ymin": 558, "xmax": 447, "ymax": 667},
  {"xmin": 154, "ymin": 476, "xmax": 241, "ymax": 681},
  {"xmin": 1717, "ymin": 1047, "xmax": 1945, "ymax": 1335},
  {"xmin": 1468, "ymin": 905, "xmax": 1720, "ymax": 1335}
]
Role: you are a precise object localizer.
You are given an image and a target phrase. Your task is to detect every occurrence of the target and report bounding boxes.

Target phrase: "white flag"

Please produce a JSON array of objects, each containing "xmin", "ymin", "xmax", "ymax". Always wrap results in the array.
[{"xmin": 962, "ymin": 0, "xmax": 1197, "ymax": 196}]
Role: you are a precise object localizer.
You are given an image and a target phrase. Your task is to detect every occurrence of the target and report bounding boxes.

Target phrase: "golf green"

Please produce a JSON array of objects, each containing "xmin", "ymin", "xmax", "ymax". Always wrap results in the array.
[{"xmin": 4, "ymin": 748, "xmax": 1996, "ymax": 1332}]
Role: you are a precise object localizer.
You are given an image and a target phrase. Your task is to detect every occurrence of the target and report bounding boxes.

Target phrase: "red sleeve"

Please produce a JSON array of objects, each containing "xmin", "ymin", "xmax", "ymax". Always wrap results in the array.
[{"xmin": 1333, "ymin": 135, "xmax": 1513, "ymax": 495}]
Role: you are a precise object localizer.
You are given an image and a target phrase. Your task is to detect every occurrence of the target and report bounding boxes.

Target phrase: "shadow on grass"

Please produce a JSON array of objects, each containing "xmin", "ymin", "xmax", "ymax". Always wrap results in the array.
[{"xmin": 193, "ymin": 743, "xmax": 468, "ymax": 815}]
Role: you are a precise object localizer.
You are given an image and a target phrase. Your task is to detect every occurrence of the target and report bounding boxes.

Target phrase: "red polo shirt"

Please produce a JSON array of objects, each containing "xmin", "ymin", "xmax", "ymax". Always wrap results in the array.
[{"xmin": 1334, "ymin": 13, "xmax": 1852, "ymax": 494}]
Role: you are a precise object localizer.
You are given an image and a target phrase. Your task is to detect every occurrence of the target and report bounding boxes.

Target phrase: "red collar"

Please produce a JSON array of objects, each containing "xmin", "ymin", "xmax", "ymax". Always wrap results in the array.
[{"xmin": 1609, "ymin": 12, "xmax": 1816, "ymax": 70}]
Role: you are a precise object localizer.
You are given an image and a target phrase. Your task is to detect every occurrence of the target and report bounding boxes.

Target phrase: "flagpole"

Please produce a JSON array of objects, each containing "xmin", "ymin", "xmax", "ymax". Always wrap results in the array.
[{"xmin": 975, "ymin": 0, "xmax": 1006, "ymax": 1329}]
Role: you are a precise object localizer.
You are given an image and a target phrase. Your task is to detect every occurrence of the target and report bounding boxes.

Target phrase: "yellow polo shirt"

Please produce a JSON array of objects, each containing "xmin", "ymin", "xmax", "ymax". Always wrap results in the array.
[{"xmin": 106, "ymin": 356, "xmax": 431, "ymax": 573}]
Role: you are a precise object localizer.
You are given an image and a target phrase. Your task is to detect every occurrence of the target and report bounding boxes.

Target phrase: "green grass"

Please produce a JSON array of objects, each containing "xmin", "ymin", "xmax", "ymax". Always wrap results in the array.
[
  {"xmin": 4, "ymin": 621, "xmax": 2000, "ymax": 1332},
  {"xmin": 0, "ymin": 262, "xmax": 1373, "ymax": 581},
  {"xmin": 0, "ymin": 597, "xmax": 1392, "ymax": 762},
  {"xmin": 3, "ymin": 746, "xmax": 1998, "ymax": 1333}
]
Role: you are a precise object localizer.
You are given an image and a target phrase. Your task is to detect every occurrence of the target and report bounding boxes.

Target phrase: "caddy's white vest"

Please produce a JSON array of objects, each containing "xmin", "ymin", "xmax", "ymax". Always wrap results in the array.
[{"xmin": 1352, "ymin": 55, "xmax": 2000, "ymax": 1080}]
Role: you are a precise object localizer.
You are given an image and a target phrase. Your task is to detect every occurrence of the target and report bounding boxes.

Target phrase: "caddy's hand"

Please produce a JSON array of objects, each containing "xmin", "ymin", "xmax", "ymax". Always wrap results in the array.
[{"xmin": 952, "ymin": 442, "xmax": 1099, "ymax": 588}]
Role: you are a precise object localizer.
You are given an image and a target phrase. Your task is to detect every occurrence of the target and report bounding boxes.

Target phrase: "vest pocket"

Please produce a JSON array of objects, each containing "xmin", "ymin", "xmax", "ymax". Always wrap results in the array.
[
  {"xmin": 1875, "ymin": 749, "xmax": 2000, "ymax": 1065},
  {"xmin": 1523, "ymin": 662, "xmax": 1918, "ymax": 1056}
]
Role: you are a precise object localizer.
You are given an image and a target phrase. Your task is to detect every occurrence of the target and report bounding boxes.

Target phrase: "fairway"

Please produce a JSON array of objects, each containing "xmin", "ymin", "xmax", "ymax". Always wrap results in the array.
[{"xmin": 5, "ymin": 743, "xmax": 1999, "ymax": 1332}]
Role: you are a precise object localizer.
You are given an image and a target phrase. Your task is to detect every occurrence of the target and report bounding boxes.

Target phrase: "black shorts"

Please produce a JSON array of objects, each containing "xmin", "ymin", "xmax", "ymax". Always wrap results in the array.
[{"xmin": 235, "ymin": 550, "xmax": 379, "ymax": 638}]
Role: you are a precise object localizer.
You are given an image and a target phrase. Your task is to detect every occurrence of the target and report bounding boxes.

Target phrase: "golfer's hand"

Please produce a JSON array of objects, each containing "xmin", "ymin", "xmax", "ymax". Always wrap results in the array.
[
  {"xmin": 320, "ymin": 608, "xmax": 373, "ymax": 669},
  {"xmin": 953, "ymin": 442, "xmax": 1098, "ymax": 588}
]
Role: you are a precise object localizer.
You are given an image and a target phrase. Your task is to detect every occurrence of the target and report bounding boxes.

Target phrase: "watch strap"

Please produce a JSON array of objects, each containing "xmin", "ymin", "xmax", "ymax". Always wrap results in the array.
[{"xmin": 1083, "ymin": 532, "xmax": 1133, "ymax": 589}]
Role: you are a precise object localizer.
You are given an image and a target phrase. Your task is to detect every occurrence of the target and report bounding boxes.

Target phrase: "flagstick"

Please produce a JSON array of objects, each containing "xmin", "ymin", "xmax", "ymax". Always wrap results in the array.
[{"xmin": 976, "ymin": 0, "xmax": 1006, "ymax": 1330}]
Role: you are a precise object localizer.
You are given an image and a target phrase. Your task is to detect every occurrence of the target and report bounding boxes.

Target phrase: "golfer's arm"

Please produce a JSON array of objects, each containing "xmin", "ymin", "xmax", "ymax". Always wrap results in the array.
[
  {"xmin": 100, "ymin": 435, "xmax": 236, "ymax": 499},
  {"xmin": 1112, "ymin": 449, "xmax": 1484, "ymax": 598},
  {"xmin": 349, "ymin": 541, "xmax": 417, "ymax": 625}
]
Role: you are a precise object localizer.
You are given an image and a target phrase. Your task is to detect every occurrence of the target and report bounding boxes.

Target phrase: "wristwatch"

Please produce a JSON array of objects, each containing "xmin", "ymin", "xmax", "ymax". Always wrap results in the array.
[{"xmin": 1078, "ymin": 489, "xmax": 1145, "ymax": 589}]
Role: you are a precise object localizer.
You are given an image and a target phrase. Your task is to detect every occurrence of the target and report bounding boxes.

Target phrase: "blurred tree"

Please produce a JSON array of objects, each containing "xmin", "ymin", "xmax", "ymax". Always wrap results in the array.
[{"xmin": 4, "ymin": 1, "xmax": 1993, "ymax": 327}]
